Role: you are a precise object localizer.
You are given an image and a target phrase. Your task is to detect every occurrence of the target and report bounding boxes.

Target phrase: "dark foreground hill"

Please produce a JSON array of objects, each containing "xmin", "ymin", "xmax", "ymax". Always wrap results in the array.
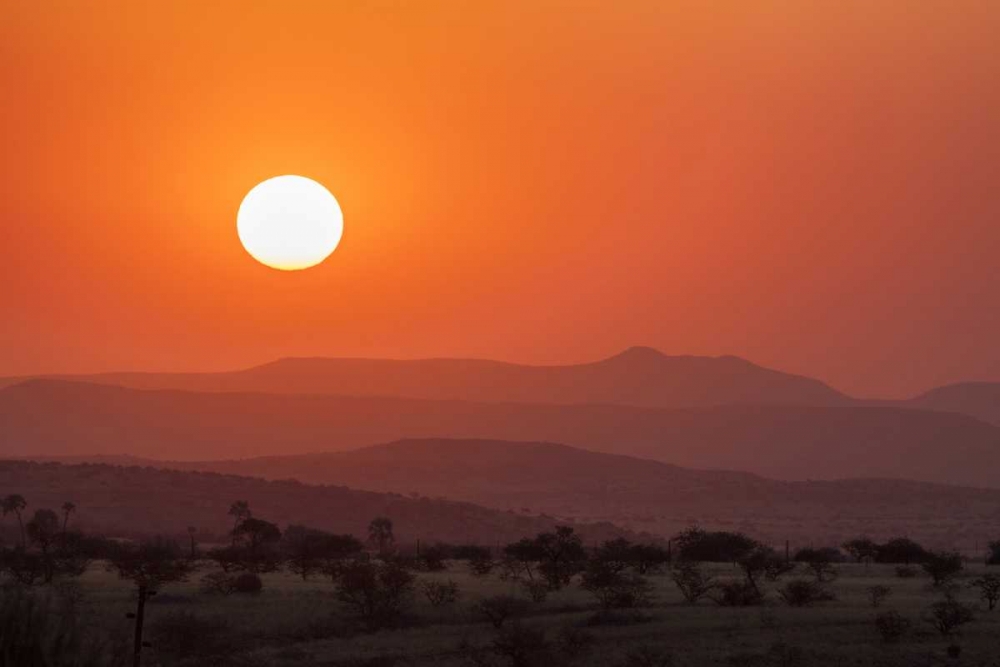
[
  {"xmin": 0, "ymin": 459, "xmax": 629, "ymax": 545},
  {"xmin": 0, "ymin": 347, "xmax": 850, "ymax": 408},
  {"xmin": 66, "ymin": 438, "xmax": 1000, "ymax": 549},
  {"xmin": 4, "ymin": 380, "xmax": 1000, "ymax": 487}
]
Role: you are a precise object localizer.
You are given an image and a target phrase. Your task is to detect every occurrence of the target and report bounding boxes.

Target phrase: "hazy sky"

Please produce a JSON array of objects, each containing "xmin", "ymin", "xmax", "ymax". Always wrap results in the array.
[{"xmin": 2, "ymin": 1, "xmax": 998, "ymax": 398}]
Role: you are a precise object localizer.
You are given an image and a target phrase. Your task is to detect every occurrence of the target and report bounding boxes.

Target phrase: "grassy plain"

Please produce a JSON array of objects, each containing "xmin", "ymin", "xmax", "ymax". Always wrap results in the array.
[{"xmin": 53, "ymin": 561, "xmax": 1000, "ymax": 667}]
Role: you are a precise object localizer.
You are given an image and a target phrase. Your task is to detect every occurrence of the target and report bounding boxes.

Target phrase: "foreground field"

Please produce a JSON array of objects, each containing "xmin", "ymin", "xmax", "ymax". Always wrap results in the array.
[{"xmin": 58, "ymin": 562, "xmax": 1000, "ymax": 667}]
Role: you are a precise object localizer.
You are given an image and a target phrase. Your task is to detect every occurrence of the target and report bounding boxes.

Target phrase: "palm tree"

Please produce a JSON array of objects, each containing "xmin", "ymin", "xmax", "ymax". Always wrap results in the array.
[
  {"xmin": 2, "ymin": 494, "xmax": 28, "ymax": 548},
  {"xmin": 228, "ymin": 501, "xmax": 251, "ymax": 545},
  {"xmin": 61, "ymin": 501, "xmax": 76, "ymax": 542},
  {"xmin": 367, "ymin": 516, "xmax": 395, "ymax": 557}
]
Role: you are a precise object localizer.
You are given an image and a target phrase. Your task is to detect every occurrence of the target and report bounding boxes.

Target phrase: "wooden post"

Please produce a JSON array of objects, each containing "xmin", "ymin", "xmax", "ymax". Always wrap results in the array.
[{"xmin": 132, "ymin": 586, "xmax": 148, "ymax": 667}]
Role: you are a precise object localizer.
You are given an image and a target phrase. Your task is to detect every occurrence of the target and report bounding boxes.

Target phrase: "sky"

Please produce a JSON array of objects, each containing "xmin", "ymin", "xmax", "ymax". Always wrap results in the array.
[{"xmin": 1, "ymin": 1, "xmax": 998, "ymax": 398}]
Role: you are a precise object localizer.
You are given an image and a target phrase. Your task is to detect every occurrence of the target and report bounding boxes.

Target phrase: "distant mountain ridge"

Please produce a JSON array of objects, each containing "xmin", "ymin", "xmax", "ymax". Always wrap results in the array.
[
  {"xmin": 4, "ymin": 379, "xmax": 1000, "ymax": 487},
  {"xmin": 0, "ymin": 347, "xmax": 852, "ymax": 409}
]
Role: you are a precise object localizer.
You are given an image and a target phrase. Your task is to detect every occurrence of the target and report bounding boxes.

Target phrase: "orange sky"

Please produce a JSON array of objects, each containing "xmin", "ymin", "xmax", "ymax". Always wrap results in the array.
[{"xmin": 2, "ymin": 1, "xmax": 999, "ymax": 398}]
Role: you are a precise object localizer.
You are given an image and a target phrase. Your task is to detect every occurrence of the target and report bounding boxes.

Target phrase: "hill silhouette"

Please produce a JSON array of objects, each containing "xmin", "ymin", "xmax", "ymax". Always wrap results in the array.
[
  {"xmin": 4, "ymin": 380, "xmax": 1000, "ymax": 487},
  {"xmin": 29, "ymin": 439, "xmax": 1000, "ymax": 548},
  {"xmin": 899, "ymin": 382, "xmax": 1000, "ymax": 426},
  {"xmin": 0, "ymin": 459, "xmax": 629, "ymax": 545},
  {"xmin": 0, "ymin": 347, "xmax": 851, "ymax": 408}
]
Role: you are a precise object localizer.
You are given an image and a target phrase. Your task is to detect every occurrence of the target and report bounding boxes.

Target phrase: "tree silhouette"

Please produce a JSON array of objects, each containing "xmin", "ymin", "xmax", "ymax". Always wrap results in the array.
[
  {"xmin": 228, "ymin": 501, "xmax": 252, "ymax": 546},
  {"xmin": 2, "ymin": 494, "xmax": 28, "ymax": 548},
  {"xmin": 60, "ymin": 502, "xmax": 76, "ymax": 543},
  {"xmin": 186, "ymin": 526, "xmax": 197, "ymax": 560},
  {"xmin": 107, "ymin": 537, "xmax": 192, "ymax": 667},
  {"xmin": 368, "ymin": 517, "xmax": 395, "ymax": 557},
  {"xmin": 25, "ymin": 509, "xmax": 58, "ymax": 572}
]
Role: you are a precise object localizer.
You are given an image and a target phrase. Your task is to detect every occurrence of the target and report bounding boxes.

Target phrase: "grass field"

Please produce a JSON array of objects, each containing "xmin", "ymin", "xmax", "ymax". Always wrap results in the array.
[{"xmin": 47, "ymin": 560, "xmax": 1000, "ymax": 667}]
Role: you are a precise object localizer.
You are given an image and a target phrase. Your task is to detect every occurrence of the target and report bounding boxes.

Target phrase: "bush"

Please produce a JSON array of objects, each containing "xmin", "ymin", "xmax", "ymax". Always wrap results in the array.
[
  {"xmin": 673, "ymin": 527, "xmax": 757, "ymax": 563},
  {"xmin": 866, "ymin": 585, "xmax": 892, "ymax": 608},
  {"xmin": 232, "ymin": 572, "xmax": 263, "ymax": 594},
  {"xmin": 710, "ymin": 580, "xmax": 764, "ymax": 607},
  {"xmin": 522, "ymin": 579, "xmax": 549, "ymax": 603},
  {"xmin": 199, "ymin": 571, "xmax": 238, "ymax": 596},
  {"xmin": 776, "ymin": 579, "xmax": 834, "ymax": 607},
  {"xmin": 334, "ymin": 559, "xmax": 415, "ymax": 630},
  {"xmin": 874, "ymin": 610, "xmax": 910, "ymax": 643},
  {"xmin": 970, "ymin": 573, "xmax": 1000, "ymax": 611},
  {"xmin": 875, "ymin": 538, "xmax": 929, "ymax": 564},
  {"xmin": 987, "ymin": 540, "xmax": 1000, "ymax": 565},
  {"xmin": 421, "ymin": 579, "xmax": 459, "ymax": 608},
  {"xmin": 922, "ymin": 551, "xmax": 963, "ymax": 587},
  {"xmin": 476, "ymin": 595, "xmax": 530, "ymax": 629},
  {"xmin": 670, "ymin": 561, "xmax": 716, "ymax": 604},
  {"xmin": 419, "ymin": 544, "xmax": 450, "ymax": 572},
  {"xmin": 895, "ymin": 565, "xmax": 917, "ymax": 579},
  {"xmin": 927, "ymin": 596, "xmax": 974, "ymax": 637},
  {"xmin": 580, "ymin": 561, "xmax": 653, "ymax": 610},
  {"xmin": 555, "ymin": 626, "xmax": 594, "ymax": 659}
]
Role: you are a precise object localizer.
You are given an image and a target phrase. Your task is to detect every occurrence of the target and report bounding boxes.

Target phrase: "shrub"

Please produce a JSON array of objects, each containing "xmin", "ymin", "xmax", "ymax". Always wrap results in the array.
[
  {"xmin": 421, "ymin": 579, "xmax": 459, "ymax": 608},
  {"xmin": 199, "ymin": 571, "xmax": 237, "ymax": 596},
  {"xmin": 420, "ymin": 544, "xmax": 450, "ymax": 572},
  {"xmin": 476, "ymin": 595, "xmax": 530, "ymax": 629},
  {"xmin": 334, "ymin": 559, "xmax": 415, "ymax": 630},
  {"xmin": 970, "ymin": 573, "xmax": 1000, "ymax": 611},
  {"xmin": 875, "ymin": 538, "xmax": 929, "ymax": 564},
  {"xmin": 874, "ymin": 610, "xmax": 910, "ymax": 643},
  {"xmin": 987, "ymin": 540, "xmax": 1000, "ymax": 565},
  {"xmin": 232, "ymin": 572, "xmax": 263, "ymax": 594},
  {"xmin": 555, "ymin": 626, "xmax": 594, "ymax": 659},
  {"xmin": 776, "ymin": 579, "xmax": 835, "ymax": 607},
  {"xmin": 922, "ymin": 552, "xmax": 963, "ymax": 587},
  {"xmin": 670, "ymin": 561, "xmax": 716, "ymax": 604},
  {"xmin": 710, "ymin": 580, "xmax": 764, "ymax": 607},
  {"xmin": 522, "ymin": 579, "xmax": 549, "ymax": 603},
  {"xmin": 927, "ymin": 596, "xmax": 974, "ymax": 637},
  {"xmin": 673, "ymin": 527, "xmax": 757, "ymax": 563},
  {"xmin": 580, "ymin": 561, "xmax": 653, "ymax": 610},
  {"xmin": 895, "ymin": 565, "xmax": 917, "ymax": 579},
  {"xmin": 866, "ymin": 585, "xmax": 892, "ymax": 608}
]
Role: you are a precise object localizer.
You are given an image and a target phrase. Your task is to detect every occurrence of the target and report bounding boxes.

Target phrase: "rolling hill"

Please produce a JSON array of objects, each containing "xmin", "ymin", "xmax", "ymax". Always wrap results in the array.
[
  {"xmin": 0, "ymin": 459, "xmax": 629, "ymax": 545},
  {"xmin": 30, "ymin": 439, "xmax": 1000, "ymax": 549},
  {"xmin": 4, "ymin": 380, "xmax": 1000, "ymax": 487}
]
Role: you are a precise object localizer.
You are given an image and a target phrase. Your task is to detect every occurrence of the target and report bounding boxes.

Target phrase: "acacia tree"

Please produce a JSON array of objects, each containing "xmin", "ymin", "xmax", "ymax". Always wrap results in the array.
[
  {"xmin": 107, "ymin": 537, "xmax": 193, "ymax": 667},
  {"xmin": 2, "ymin": 495, "xmax": 28, "ymax": 548},
  {"xmin": 367, "ymin": 517, "xmax": 395, "ymax": 557},
  {"xmin": 970, "ymin": 573, "xmax": 1000, "ymax": 611},
  {"xmin": 25, "ymin": 509, "xmax": 60, "ymax": 583},
  {"xmin": 60, "ymin": 501, "xmax": 76, "ymax": 544},
  {"xmin": 334, "ymin": 559, "xmax": 415, "ymax": 630},
  {"xmin": 232, "ymin": 517, "xmax": 282, "ymax": 573},
  {"xmin": 842, "ymin": 537, "xmax": 878, "ymax": 565},
  {"xmin": 228, "ymin": 501, "xmax": 252, "ymax": 546}
]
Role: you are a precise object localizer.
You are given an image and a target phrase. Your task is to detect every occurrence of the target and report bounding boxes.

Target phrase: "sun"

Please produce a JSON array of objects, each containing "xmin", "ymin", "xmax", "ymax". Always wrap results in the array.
[{"xmin": 237, "ymin": 175, "xmax": 344, "ymax": 271}]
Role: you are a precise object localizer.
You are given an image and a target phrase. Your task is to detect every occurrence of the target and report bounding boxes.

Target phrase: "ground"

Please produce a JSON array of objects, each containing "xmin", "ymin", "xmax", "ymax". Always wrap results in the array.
[{"xmin": 63, "ymin": 562, "xmax": 1000, "ymax": 667}]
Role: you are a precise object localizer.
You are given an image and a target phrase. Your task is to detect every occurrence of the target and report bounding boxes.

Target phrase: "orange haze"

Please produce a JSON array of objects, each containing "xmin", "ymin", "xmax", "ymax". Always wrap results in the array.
[{"xmin": 2, "ymin": 1, "xmax": 998, "ymax": 398}]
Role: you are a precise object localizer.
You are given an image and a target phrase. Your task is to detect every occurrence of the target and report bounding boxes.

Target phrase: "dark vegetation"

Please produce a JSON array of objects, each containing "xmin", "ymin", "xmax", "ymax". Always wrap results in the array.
[{"xmin": 1, "ymin": 488, "xmax": 999, "ymax": 666}]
